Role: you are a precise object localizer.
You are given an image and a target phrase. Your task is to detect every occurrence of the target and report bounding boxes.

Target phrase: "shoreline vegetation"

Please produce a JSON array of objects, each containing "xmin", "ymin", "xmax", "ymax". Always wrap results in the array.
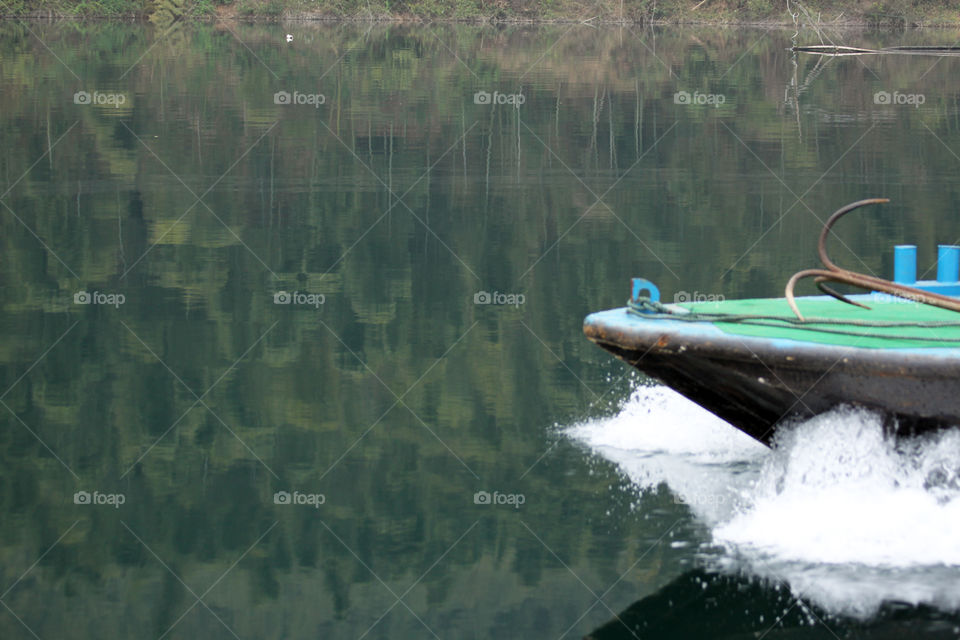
[{"xmin": 5, "ymin": 0, "xmax": 960, "ymax": 26}]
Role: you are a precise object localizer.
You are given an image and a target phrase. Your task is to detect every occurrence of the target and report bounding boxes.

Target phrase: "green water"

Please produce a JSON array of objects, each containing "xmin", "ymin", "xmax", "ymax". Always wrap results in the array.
[{"xmin": 4, "ymin": 21, "xmax": 960, "ymax": 638}]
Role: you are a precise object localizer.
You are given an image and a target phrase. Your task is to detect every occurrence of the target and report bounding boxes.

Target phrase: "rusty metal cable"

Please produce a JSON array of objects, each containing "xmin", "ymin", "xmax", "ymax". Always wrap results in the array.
[
  {"xmin": 625, "ymin": 297, "xmax": 960, "ymax": 343},
  {"xmin": 785, "ymin": 198, "xmax": 960, "ymax": 321}
]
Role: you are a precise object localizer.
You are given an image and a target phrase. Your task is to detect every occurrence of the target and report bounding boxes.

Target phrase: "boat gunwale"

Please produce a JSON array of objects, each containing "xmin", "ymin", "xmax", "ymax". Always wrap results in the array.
[{"xmin": 584, "ymin": 305, "xmax": 960, "ymax": 370}]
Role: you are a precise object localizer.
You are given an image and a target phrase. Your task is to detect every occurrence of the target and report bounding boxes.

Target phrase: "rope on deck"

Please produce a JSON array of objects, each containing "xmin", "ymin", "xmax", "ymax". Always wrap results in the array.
[{"xmin": 626, "ymin": 297, "xmax": 960, "ymax": 344}]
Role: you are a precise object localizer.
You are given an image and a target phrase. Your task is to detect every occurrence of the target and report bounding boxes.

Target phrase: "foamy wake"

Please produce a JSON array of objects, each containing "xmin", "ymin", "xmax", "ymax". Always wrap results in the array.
[{"xmin": 567, "ymin": 383, "xmax": 960, "ymax": 618}]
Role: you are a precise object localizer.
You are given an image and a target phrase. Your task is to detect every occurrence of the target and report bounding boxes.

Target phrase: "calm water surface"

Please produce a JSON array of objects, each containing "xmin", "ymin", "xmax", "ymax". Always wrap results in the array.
[{"xmin": 4, "ymin": 21, "xmax": 960, "ymax": 638}]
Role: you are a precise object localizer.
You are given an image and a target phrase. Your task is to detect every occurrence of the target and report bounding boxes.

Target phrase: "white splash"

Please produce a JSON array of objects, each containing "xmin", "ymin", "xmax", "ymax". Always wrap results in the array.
[
  {"xmin": 716, "ymin": 408, "xmax": 960, "ymax": 567},
  {"xmin": 568, "ymin": 383, "xmax": 960, "ymax": 618}
]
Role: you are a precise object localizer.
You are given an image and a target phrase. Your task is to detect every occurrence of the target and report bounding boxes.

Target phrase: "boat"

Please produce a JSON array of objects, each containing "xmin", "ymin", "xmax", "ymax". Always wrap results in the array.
[{"xmin": 583, "ymin": 199, "xmax": 960, "ymax": 446}]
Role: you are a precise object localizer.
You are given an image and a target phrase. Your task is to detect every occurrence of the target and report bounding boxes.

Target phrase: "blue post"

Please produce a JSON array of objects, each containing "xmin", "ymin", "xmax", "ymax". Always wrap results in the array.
[
  {"xmin": 893, "ymin": 245, "xmax": 917, "ymax": 284},
  {"xmin": 937, "ymin": 245, "xmax": 960, "ymax": 283}
]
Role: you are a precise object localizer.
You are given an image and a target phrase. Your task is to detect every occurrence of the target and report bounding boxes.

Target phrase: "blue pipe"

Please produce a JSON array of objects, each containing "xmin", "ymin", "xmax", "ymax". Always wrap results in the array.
[
  {"xmin": 894, "ymin": 245, "xmax": 917, "ymax": 284},
  {"xmin": 937, "ymin": 245, "xmax": 960, "ymax": 283}
]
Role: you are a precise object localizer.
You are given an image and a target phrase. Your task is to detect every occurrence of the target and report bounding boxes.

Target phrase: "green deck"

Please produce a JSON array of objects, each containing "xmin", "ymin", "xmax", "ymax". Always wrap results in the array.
[{"xmin": 679, "ymin": 296, "xmax": 960, "ymax": 349}]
